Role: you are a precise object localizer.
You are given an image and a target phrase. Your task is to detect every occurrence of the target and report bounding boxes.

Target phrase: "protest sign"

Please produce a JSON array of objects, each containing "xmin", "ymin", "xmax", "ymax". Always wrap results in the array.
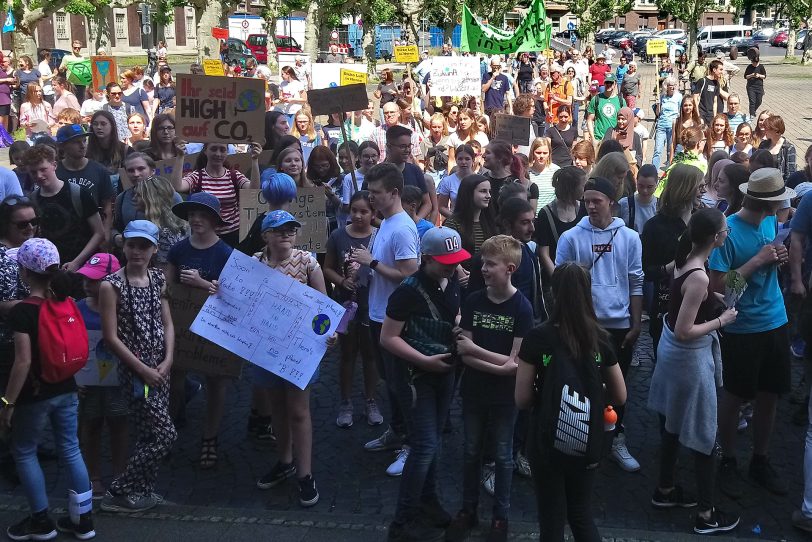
[
  {"xmin": 118, "ymin": 152, "xmax": 201, "ymax": 190},
  {"xmin": 74, "ymin": 330, "xmax": 120, "ymax": 387},
  {"xmin": 90, "ymin": 56, "xmax": 118, "ymax": 94},
  {"xmin": 310, "ymin": 64, "xmax": 367, "ymax": 89},
  {"xmin": 211, "ymin": 27, "xmax": 229, "ymax": 40},
  {"xmin": 428, "ymin": 57, "xmax": 481, "ymax": 97},
  {"xmin": 307, "ymin": 84, "xmax": 368, "ymax": 116},
  {"xmin": 494, "ymin": 114, "xmax": 532, "ymax": 146},
  {"xmin": 647, "ymin": 39, "xmax": 667, "ymax": 55},
  {"xmin": 202, "ymin": 59, "xmax": 225, "ymax": 76},
  {"xmin": 394, "ymin": 45, "xmax": 420, "ymax": 63},
  {"xmin": 66, "ymin": 59, "xmax": 92, "ymax": 86},
  {"xmin": 460, "ymin": 0, "xmax": 551, "ymax": 54},
  {"xmin": 176, "ymin": 74, "xmax": 265, "ymax": 144},
  {"xmin": 170, "ymin": 284, "xmax": 243, "ymax": 378},
  {"xmin": 340, "ymin": 69, "xmax": 367, "ymax": 86},
  {"xmin": 190, "ymin": 251, "xmax": 345, "ymax": 389},
  {"xmin": 239, "ymin": 188, "xmax": 328, "ymax": 252}
]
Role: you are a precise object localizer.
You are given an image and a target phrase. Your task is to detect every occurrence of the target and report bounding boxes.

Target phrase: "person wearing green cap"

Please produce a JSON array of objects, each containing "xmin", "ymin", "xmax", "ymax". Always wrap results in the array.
[{"xmin": 586, "ymin": 73, "xmax": 626, "ymax": 143}]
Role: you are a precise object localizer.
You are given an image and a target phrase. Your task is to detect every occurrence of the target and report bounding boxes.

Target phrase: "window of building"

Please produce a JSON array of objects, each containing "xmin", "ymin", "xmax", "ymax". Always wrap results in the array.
[
  {"xmin": 55, "ymin": 13, "xmax": 67, "ymax": 40},
  {"xmin": 186, "ymin": 15, "xmax": 195, "ymax": 38},
  {"xmin": 164, "ymin": 19, "xmax": 175, "ymax": 39},
  {"xmin": 551, "ymin": 16, "xmax": 560, "ymax": 30},
  {"xmin": 115, "ymin": 13, "xmax": 126, "ymax": 40}
]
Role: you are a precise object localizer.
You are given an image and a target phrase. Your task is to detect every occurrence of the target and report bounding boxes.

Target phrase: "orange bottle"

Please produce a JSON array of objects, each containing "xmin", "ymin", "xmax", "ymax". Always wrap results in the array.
[{"xmin": 604, "ymin": 405, "xmax": 617, "ymax": 431}]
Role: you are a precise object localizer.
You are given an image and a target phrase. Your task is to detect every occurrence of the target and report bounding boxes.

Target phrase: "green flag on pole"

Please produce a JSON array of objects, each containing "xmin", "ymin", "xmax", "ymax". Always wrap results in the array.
[{"xmin": 460, "ymin": 0, "xmax": 552, "ymax": 54}]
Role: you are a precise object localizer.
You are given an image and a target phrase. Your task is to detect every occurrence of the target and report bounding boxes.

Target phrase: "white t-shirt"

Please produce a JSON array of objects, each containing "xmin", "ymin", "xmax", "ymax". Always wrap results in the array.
[
  {"xmin": 368, "ymin": 211, "xmax": 420, "ymax": 323},
  {"xmin": 447, "ymin": 131, "xmax": 489, "ymax": 149},
  {"xmin": 634, "ymin": 124, "xmax": 649, "ymax": 141},
  {"xmin": 276, "ymin": 79, "xmax": 305, "ymax": 115},
  {"xmin": 341, "ymin": 170, "xmax": 365, "ymax": 205},
  {"xmin": 38, "ymin": 61, "xmax": 54, "ymax": 96},
  {"xmin": 80, "ymin": 98, "xmax": 106, "ymax": 118}
]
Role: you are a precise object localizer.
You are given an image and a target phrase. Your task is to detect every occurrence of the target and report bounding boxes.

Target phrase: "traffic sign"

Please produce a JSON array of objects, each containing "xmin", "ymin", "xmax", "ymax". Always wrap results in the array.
[
  {"xmin": 241, "ymin": 19, "xmax": 249, "ymax": 29},
  {"xmin": 330, "ymin": 30, "xmax": 339, "ymax": 40},
  {"xmin": 567, "ymin": 21, "xmax": 575, "ymax": 30},
  {"xmin": 570, "ymin": 34, "xmax": 577, "ymax": 43},
  {"xmin": 646, "ymin": 39, "xmax": 667, "ymax": 55}
]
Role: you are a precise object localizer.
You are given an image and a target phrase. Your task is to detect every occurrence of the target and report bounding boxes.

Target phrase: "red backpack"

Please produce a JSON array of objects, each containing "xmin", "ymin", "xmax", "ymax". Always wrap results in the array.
[{"xmin": 25, "ymin": 298, "xmax": 89, "ymax": 383}]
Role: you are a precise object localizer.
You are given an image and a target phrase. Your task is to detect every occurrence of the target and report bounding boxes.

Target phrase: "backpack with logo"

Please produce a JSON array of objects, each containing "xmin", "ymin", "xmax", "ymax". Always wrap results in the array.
[
  {"xmin": 533, "ymin": 328, "xmax": 606, "ymax": 466},
  {"xmin": 24, "ymin": 297, "xmax": 89, "ymax": 383}
]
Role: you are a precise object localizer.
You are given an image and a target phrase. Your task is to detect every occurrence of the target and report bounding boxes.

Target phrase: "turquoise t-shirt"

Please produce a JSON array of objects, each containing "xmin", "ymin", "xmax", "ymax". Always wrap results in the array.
[{"xmin": 708, "ymin": 214, "xmax": 787, "ymax": 334}]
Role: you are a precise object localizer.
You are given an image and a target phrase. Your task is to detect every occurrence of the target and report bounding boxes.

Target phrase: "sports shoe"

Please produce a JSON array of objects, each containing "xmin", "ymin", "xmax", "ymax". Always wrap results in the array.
[
  {"xmin": 336, "ymin": 400, "xmax": 354, "ymax": 428},
  {"xmin": 651, "ymin": 485, "xmax": 698, "ymax": 508},
  {"xmin": 257, "ymin": 461, "xmax": 297, "ymax": 489},
  {"xmin": 386, "ymin": 447, "xmax": 410, "ymax": 477},
  {"xmin": 365, "ymin": 399, "xmax": 384, "ymax": 426},
  {"xmin": 56, "ymin": 515, "xmax": 95, "ymax": 540},
  {"xmin": 694, "ymin": 507, "xmax": 739, "ymax": 535},
  {"xmin": 515, "ymin": 451, "xmax": 532, "ymax": 478},
  {"xmin": 481, "ymin": 463, "xmax": 495, "ymax": 496},
  {"xmin": 718, "ymin": 457, "xmax": 742, "ymax": 499},
  {"xmin": 445, "ymin": 509, "xmax": 478, "ymax": 542},
  {"xmin": 486, "ymin": 518, "xmax": 508, "ymax": 542},
  {"xmin": 749, "ymin": 456, "xmax": 788, "ymax": 495},
  {"xmin": 792, "ymin": 510, "xmax": 812, "ymax": 533},
  {"xmin": 298, "ymin": 475, "xmax": 319, "ymax": 507},
  {"xmin": 100, "ymin": 492, "xmax": 158, "ymax": 513},
  {"xmin": 610, "ymin": 434, "xmax": 640, "ymax": 472},
  {"xmin": 7, "ymin": 513, "xmax": 56, "ymax": 541},
  {"xmin": 364, "ymin": 426, "xmax": 403, "ymax": 452}
]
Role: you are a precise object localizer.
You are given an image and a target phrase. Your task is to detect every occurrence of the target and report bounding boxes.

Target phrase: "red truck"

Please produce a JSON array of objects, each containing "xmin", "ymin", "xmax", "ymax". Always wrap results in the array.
[{"xmin": 246, "ymin": 34, "xmax": 303, "ymax": 63}]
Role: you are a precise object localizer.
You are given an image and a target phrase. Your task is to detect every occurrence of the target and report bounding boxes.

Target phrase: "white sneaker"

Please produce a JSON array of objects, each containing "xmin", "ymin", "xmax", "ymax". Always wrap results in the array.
[
  {"xmin": 515, "ymin": 451, "xmax": 532, "ymax": 478},
  {"xmin": 386, "ymin": 447, "xmax": 410, "ymax": 477},
  {"xmin": 611, "ymin": 434, "xmax": 641, "ymax": 472},
  {"xmin": 364, "ymin": 426, "xmax": 402, "ymax": 452},
  {"xmin": 481, "ymin": 463, "xmax": 495, "ymax": 496}
]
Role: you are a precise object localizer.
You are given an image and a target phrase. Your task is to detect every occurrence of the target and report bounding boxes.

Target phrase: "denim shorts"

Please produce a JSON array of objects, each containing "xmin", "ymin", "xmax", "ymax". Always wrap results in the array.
[
  {"xmin": 251, "ymin": 364, "xmax": 320, "ymax": 390},
  {"xmin": 79, "ymin": 386, "xmax": 129, "ymax": 419}
]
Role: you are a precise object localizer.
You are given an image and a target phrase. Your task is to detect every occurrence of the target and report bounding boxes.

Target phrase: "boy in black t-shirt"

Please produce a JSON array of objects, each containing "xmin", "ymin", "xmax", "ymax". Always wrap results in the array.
[
  {"xmin": 447, "ymin": 235, "xmax": 532, "ymax": 542},
  {"xmin": 693, "ymin": 59, "xmax": 729, "ymax": 125}
]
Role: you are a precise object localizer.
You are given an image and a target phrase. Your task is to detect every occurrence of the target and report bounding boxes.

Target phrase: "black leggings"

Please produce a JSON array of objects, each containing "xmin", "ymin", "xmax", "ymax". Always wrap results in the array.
[
  {"xmin": 607, "ymin": 328, "xmax": 633, "ymax": 434},
  {"xmin": 747, "ymin": 86, "xmax": 764, "ymax": 118},
  {"xmin": 658, "ymin": 430, "xmax": 716, "ymax": 511}
]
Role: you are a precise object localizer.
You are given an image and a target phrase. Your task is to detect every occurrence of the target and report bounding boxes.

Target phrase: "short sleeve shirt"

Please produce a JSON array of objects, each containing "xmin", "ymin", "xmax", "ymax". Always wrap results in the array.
[
  {"xmin": 587, "ymin": 94, "xmax": 623, "ymax": 140},
  {"xmin": 482, "ymin": 72, "xmax": 510, "ymax": 111},
  {"xmin": 183, "ymin": 168, "xmax": 249, "ymax": 235},
  {"xmin": 37, "ymin": 182, "xmax": 97, "ymax": 263},
  {"xmin": 56, "ymin": 160, "xmax": 115, "ymax": 208},
  {"xmin": 255, "ymin": 248, "xmax": 319, "ymax": 285},
  {"xmin": 368, "ymin": 211, "xmax": 419, "ymax": 323},
  {"xmin": 518, "ymin": 322, "xmax": 617, "ymax": 381},
  {"xmin": 167, "ymin": 238, "xmax": 233, "ymax": 282}
]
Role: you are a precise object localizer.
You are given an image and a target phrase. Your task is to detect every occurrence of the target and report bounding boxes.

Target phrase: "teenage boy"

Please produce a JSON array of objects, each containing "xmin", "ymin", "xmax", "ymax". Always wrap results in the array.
[
  {"xmin": 448, "ymin": 235, "xmax": 533, "ymax": 542},
  {"xmin": 694, "ymin": 59, "xmax": 729, "ymax": 126},
  {"xmin": 350, "ymin": 163, "xmax": 419, "ymax": 475},
  {"xmin": 709, "ymin": 168, "xmax": 795, "ymax": 498},
  {"xmin": 381, "ymin": 226, "xmax": 470, "ymax": 542},
  {"xmin": 619, "ymin": 164, "xmax": 659, "ymax": 233},
  {"xmin": 25, "ymin": 144, "xmax": 104, "ymax": 272},
  {"xmin": 555, "ymin": 176, "xmax": 644, "ymax": 472},
  {"xmin": 401, "ymin": 185, "xmax": 433, "ymax": 238},
  {"xmin": 385, "ymin": 125, "xmax": 437, "ymax": 222}
]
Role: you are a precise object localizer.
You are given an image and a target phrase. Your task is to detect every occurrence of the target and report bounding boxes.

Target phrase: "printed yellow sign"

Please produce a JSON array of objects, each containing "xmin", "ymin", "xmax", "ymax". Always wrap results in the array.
[
  {"xmin": 202, "ymin": 59, "xmax": 225, "ymax": 76},
  {"xmin": 394, "ymin": 45, "xmax": 420, "ymax": 63},
  {"xmin": 646, "ymin": 39, "xmax": 668, "ymax": 55},
  {"xmin": 340, "ymin": 69, "xmax": 368, "ymax": 86}
]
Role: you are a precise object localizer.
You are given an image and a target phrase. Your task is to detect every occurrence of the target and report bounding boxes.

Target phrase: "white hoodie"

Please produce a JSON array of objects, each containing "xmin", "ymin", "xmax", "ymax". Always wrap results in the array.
[{"xmin": 555, "ymin": 216, "xmax": 644, "ymax": 329}]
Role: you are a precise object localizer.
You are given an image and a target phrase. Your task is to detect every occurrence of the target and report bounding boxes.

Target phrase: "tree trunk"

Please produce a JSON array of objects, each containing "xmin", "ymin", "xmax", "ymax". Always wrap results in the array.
[
  {"xmin": 363, "ymin": 24, "xmax": 376, "ymax": 75},
  {"xmin": 194, "ymin": 0, "xmax": 225, "ymax": 61},
  {"xmin": 303, "ymin": 0, "xmax": 319, "ymax": 59},
  {"xmin": 442, "ymin": 23, "xmax": 454, "ymax": 48},
  {"xmin": 688, "ymin": 23, "xmax": 698, "ymax": 58},
  {"xmin": 87, "ymin": 10, "xmax": 113, "ymax": 54},
  {"xmin": 265, "ymin": 15, "xmax": 279, "ymax": 70},
  {"xmin": 15, "ymin": 3, "xmax": 71, "ymax": 58},
  {"xmin": 786, "ymin": 28, "xmax": 797, "ymax": 58}
]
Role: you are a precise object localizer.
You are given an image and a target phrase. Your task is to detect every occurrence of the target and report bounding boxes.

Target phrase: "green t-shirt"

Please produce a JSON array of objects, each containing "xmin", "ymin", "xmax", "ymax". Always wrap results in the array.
[{"xmin": 587, "ymin": 94, "xmax": 624, "ymax": 140}]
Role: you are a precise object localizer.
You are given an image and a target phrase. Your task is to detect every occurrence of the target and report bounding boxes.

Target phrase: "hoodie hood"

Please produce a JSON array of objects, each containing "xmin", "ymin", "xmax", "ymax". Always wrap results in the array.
[{"xmin": 575, "ymin": 216, "xmax": 626, "ymax": 232}]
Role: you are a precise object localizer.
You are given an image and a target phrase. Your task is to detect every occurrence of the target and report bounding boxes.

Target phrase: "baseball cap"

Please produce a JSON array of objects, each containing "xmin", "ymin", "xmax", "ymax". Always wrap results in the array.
[
  {"xmin": 261, "ymin": 209, "xmax": 302, "ymax": 232},
  {"xmin": 794, "ymin": 182, "xmax": 812, "ymax": 199},
  {"xmin": 604, "ymin": 73, "xmax": 617, "ymax": 83},
  {"xmin": 420, "ymin": 226, "xmax": 471, "ymax": 265},
  {"xmin": 56, "ymin": 124, "xmax": 89, "ymax": 144},
  {"xmin": 123, "ymin": 220, "xmax": 159, "ymax": 245},
  {"xmin": 77, "ymin": 253, "xmax": 121, "ymax": 280},
  {"xmin": 13, "ymin": 238, "xmax": 60, "ymax": 273},
  {"xmin": 159, "ymin": 65, "xmax": 172, "ymax": 72},
  {"xmin": 633, "ymin": 107, "xmax": 645, "ymax": 119},
  {"xmin": 172, "ymin": 192, "xmax": 227, "ymax": 225}
]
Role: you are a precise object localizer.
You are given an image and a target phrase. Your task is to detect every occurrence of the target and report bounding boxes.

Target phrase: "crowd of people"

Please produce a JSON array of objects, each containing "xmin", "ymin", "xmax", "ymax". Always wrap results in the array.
[{"xmin": 0, "ymin": 37, "xmax": 811, "ymax": 542}]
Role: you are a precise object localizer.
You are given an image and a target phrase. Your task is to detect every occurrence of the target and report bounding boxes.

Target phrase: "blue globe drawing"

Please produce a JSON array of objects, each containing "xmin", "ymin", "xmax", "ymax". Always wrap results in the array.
[
  {"xmin": 237, "ymin": 90, "xmax": 262, "ymax": 112},
  {"xmin": 311, "ymin": 314, "xmax": 331, "ymax": 335}
]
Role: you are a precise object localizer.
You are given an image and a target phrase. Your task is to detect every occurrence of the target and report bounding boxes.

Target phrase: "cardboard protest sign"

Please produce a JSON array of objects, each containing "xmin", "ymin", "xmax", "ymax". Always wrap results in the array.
[
  {"xmin": 310, "ymin": 63, "xmax": 367, "ymax": 89},
  {"xmin": 227, "ymin": 150, "xmax": 273, "ymax": 175},
  {"xmin": 211, "ymin": 27, "xmax": 229, "ymax": 40},
  {"xmin": 74, "ymin": 330, "xmax": 120, "ymax": 386},
  {"xmin": 176, "ymin": 74, "xmax": 265, "ymax": 144},
  {"xmin": 202, "ymin": 59, "xmax": 225, "ymax": 76},
  {"xmin": 239, "ymin": 188, "xmax": 328, "ymax": 252},
  {"xmin": 307, "ymin": 84, "xmax": 368, "ymax": 116},
  {"xmin": 394, "ymin": 45, "xmax": 420, "ymax": 63},
  {"xmin": 494, "ymin": 114, "xmax": 531, "ymax": 146},
  {"xmin": 340, "ymin": 69, "xmax": 367, "ymax": 86},
  {"xmin": 428, "ymin": 57, "xmax": 481, "ymax": 97},
  {"xmin": 118, "ymin": 153, "xmax": 201, "ymax": 190},
  {"xmin": 169, "ymin": 284, "xmax": 243, "ymax": 378},
  {"xmin": 90, "ymin": 56, "xmax": 118, "ymax": 94}
]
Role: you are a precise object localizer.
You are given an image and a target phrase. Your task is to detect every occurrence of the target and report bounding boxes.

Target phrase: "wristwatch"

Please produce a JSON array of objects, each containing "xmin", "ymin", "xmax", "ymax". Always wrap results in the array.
[
  {"xmin": 1, "ymin": 397, "xmax": 15, "ymax": 408},
  {"xmin": 370, "ymin": 259, "xmax": 380, "ymax": 270}
]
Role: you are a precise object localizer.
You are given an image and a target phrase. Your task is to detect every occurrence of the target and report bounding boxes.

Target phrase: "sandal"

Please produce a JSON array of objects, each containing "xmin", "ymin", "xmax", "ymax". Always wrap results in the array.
[{"xmin": 200, "ymin": 437, "xmax": 218, "ymax": 469}]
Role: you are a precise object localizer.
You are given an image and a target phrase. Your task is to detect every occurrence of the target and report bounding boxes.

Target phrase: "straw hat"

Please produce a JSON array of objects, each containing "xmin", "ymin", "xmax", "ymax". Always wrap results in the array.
[{"xmin": 738, "ymin": 168, "xmax": 796, "ymax": 201}]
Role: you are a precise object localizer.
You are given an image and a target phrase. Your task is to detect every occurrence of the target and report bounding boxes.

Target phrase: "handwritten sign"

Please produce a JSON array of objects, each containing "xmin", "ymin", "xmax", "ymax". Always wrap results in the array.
[
  {"xmin": 202, "ymin": 59, "xmax": 225, "ymax": 76},
  {"xmin": 190, "ymin": 251, "xmax": 345, "ymax": 389},
  {"xmin": 90, "ymin": 56, "xmax": 118, "ymax": 94},
  {"xmin": 310, "ymin": 64, "xmax": 366, "ymax": 89},
  {"xmin": 169, "ymin": 284, "xmax": 243, "ymax": 378},
  {"xmin": 647, "ymin": 39, "xmax": 668, "ymax": 55},
  {"xmin": 307, "ymin": 84, "xmax": 368, "ymax": 116},
  {"xmin": 176, "ymin": 74, "xmax": 265, "ymax": 144},
  {"xmin": 428, "ymin": 56, "xmax": 481, "ymax": 97},
  {"xmin": 394, "ymin": 45, "xmax": 420, "ymax": 63},
  {"xmin": 239, "ymin": 188, "xmax": 328, "ymax": 252},
  {"xmin": 340, "ymin": 68, "xmax": 367, "ymax": 86},
  {"xmin": 211, "ymin": 27, "xmax": 229, "ymax": 40},
  {"xmin": 494, "ymin": 114, "xmax": 532, "ymax": 146},
  {"xmin": 118, "ymin": 153, "xmax": 201, "ymax": 190},
  {"xmin": 74, "ymin": 329, "xmax": 120, "ymax": 386}
]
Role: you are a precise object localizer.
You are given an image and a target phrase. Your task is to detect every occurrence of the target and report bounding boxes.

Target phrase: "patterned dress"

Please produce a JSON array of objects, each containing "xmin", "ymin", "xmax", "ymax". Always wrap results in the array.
[{"xmin": 104, "ymin": 268, "xmax": 176, "ymax": 498}]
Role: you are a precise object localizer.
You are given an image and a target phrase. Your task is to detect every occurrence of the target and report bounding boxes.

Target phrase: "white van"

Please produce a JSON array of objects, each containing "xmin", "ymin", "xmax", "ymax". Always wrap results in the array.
[{"xmin": 696, "ymin": 25, "xmax": 753, "ymax": 53}]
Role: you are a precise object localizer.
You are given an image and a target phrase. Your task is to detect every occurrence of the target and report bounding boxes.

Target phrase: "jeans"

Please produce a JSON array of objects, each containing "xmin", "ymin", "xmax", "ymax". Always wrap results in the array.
[
  {"xmin": 652, "ymin": 125, "xmax": 673, "ymax": 170},
  {"xmin": 11, "ymin": 392, "xmax": 90, "ymax": 513},
  {"xmin": 462, "ymin": 399, "xmax": 517, "ymax": 519},
  {"xmin": 572, "ymin": 102, "xmax": 580, "ymax": 133},
  {"xmin": 803, "ymin": 373, "xmax": 812, "ymax": 517},
  {"xmin": 394, "ymin": 369, "xmax": 455, "ymax": 524},
  {"xmin": 747, "ymin": 87, "xmax": 763, "ymax": 118},
  {"xmin": 370, "ymin": 321, "xmax": 406, "ymax": 436}
]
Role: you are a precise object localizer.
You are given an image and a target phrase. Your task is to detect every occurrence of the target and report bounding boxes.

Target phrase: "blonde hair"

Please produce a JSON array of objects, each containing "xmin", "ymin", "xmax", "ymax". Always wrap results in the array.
[
  {"xmin": 591, "ymin": 152, "xmax": 631, "ymax": 201},
  {"xmin": 291, "ymin": 107, "xmax": 316, "ymax": 140},
  {"xmin": 479, "ymin": 234, "xmax": 522, "ymax": 268},
  {"xmin": 429, "ymin": 113, "xmax": 448, "ymax": 136},
  {"xmin": 529, "ymin": 137, "xmax": 552, "ymax": 166},
  {"xmin": 134, "ymin": 176, "xmax": 188, "ymax": 233}
]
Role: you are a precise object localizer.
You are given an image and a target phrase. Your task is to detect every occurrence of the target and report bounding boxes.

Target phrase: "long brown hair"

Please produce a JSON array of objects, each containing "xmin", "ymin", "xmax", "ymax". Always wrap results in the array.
[
  {"xmin": 674, "ymin": 97, "xmax": 702, "ymax": 148},
  {"xmin": 549, "ymin": 262, "xmax": 608, "ymax": 362}
]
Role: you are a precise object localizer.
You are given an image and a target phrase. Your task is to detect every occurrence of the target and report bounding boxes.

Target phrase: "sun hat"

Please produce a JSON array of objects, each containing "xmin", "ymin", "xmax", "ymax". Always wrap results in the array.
[
  {"xmin": 123, "ymin": 220, "xmax": 160, "ymax": 245},
  {"xmin": 738, "ymin": 167, "xmax": 796, "ymax": 201},
  {"xmin": 261, "ymin": 209, "xmax": 302, "ymax": 232},
  {"xmin": 56, "ymin": 124, "xmax": 89, "ymax": 144},
  {"xmin": 76, "ymin": 253, "xmax": 121, "ymax": 280},
  {"xmin": 13, "ymin": 238, "xmax": 60, "ymax": 273},
  {"xmin": 172, "ymin": 192, "xmax": 227, "ymax": 225},
  {"xmin": 420, "ymin": 226, "xmax": 471, "ymax": 265}
]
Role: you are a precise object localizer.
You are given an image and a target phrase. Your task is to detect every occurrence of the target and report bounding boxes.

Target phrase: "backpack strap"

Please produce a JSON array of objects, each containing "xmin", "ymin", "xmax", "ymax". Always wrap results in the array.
[
  {"xmin": 628, "ymin": 195, "xmax": 637, "ymax": 232},
  {"xmin": 407, "ymin": 279, "xmax": 442, "ymax": 320},
  {"xmin": 67, "ymin": 182, "xmax": 83, "ymax": 218},
  {"xmin": 541, "ymin": 203, "xmax": 559, "ymax": 243}
]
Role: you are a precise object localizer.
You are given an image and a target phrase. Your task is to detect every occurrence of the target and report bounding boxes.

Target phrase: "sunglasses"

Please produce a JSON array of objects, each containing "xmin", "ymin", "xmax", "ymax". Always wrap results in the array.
[
  {"xmin": 3, "ymin": 196, "xmax": 31, "ymax": 206},
  {"xmin": 12, "ymin": 218, "xmax": 38, "ymax": 230},
  {"xmin": 108, "ymin": 91, "xmax": 122, "ymax": 96}
]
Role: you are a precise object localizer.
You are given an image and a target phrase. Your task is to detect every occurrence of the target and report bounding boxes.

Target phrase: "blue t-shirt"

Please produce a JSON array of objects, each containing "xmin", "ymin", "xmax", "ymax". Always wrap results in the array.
[
  {"xmin": 616, "ymin": 64, "xmax": 629, "ymax": 85},
  {"xmin": 77, "ymin": 299, "xmax": 101, "ymax": 330},
  {"xmin": 416, "ymin": 219, "xmax": 433, "ymax": 238},
  {"xmin": 708, "ymin": 214, "xmax": 787, "ymax": 333},
  {"xmin": 482, "ymin": 72, "xmax": 510, "ymax": 111},
  {"xmin": 167, "ymin": 238, "xmax": 233, "ymax": 282},
  {"xmin": 790, "ymin": 192, "xmax": 812, "ymax": 278}
]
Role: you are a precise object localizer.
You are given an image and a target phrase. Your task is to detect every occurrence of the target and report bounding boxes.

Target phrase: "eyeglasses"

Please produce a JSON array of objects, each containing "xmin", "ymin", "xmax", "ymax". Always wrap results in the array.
[
  {"xmin": 156, "ymin": 125, "xmax": 175, "ymax": 132},
  {"xmin": 108, "ymin": 92, "xmax": 122, "ymax": 96},
  {"xmin": 271, "ymin": 228, "xmax": 298, "ymax": 237},
  {"xmin": 12, "ymin": 218, "xmax": 38, "ymax": 230},
  {"xmin": 390, "ymin": 144, "xmax": 412, "ymax": 152},
  {"xmin": 2, "ymin": 196, "xmax": 30, "ymax": 206},
  {"xmin": 718, "ymin": 227, "xmax": 731, "ymax": 235}
]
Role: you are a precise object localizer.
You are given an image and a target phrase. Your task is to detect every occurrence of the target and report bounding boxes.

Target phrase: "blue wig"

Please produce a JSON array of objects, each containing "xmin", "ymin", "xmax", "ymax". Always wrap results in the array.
[{"xmin": 261, "ymin": 171, "xmax": 297, "ymax": 206}]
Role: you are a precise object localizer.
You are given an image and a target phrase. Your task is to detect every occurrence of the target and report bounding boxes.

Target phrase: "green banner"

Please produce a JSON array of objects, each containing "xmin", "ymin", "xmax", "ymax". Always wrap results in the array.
[{"xmin": 460, "ymin": 0, "xmax": 552, "ymax": 54}]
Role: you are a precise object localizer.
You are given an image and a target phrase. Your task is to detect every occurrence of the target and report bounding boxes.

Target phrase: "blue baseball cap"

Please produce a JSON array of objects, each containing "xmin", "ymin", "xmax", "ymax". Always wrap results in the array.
[
  {"xmin": 172, "ymin": 192, "xmax": 227, "ymax": 225},
  {"xmin": 123, "ymin": 220, "xmax": 159, "ymax": 245},
  {"xmin": 261, "ymin": 210, "xmax": 302, "ymax": 232},
  {"xmin": 56, "ymin": 124, "xmax": 89, "ymax": 144}
]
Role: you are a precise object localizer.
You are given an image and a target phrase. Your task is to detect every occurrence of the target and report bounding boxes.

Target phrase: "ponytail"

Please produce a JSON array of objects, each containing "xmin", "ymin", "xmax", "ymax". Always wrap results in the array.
[
  {"xmin": 674, "ymin": 208, "xmax": 726, "ymax": 270},
  {"xmin": 49, "ymin": 270, "xmax": 74, "ymax": 301},
  {"xmin": 510, "ymin": 154, "xmax": 525, "ymax": 180}
]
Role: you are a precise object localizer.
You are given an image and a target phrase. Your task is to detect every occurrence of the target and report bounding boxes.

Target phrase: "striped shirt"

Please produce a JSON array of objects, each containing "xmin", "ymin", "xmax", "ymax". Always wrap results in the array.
[
  {"xmin": 254, "ymin": 248, "xmax": 319, "ymax": 285},
  {"xmin": 183, "ymin": 168, "xmax": 249, "ymax": 235}
]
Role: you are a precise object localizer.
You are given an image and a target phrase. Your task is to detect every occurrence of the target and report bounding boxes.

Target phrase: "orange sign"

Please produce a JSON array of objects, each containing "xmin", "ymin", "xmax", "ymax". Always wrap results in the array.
[{"xmin": 211, "ymin": 27, "xmax": 229, "ymax": 40}]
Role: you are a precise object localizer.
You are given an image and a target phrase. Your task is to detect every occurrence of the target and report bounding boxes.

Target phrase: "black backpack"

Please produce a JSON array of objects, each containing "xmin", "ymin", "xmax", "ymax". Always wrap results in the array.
[{"xmin": 534, "ymin": 332, "xmax": 606, "ymax": 466}]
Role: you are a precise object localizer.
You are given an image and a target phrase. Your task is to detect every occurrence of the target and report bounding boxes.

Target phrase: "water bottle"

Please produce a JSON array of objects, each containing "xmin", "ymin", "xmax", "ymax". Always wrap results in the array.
[{"xmin": 604, "ymin": 405, "xmax": 617, "ymax": 432}]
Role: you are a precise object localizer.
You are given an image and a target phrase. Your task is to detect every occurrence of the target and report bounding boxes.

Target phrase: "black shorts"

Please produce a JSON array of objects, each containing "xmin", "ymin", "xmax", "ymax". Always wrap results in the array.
[
  {"xmin": 0, "ymin": 104, "xmax": 10, "ymax": 116},
  {"xmin": 720, "ymin": 324, "xmax": 791, "ymax": 399}
]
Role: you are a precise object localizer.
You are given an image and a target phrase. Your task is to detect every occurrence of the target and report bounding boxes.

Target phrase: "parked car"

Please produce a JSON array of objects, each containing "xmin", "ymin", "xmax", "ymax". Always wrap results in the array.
[
  {"xmin": 655, "ymin": 28, "xmax": 687, "ymax": 41},
  {"xmin": 770, "ymin": 30, "xmax": 789, "ymax": 47},
  {"xmin": 223, "ymin": 38, "xmax": 255, "ymax": 68},
  {"xmin": 609, "ymin": 31, "xmax": 633, "ymax": 46},
  {"xmin": 714, "ymin": 37, "xmax": 760, "ymax": 56},
  {"xmin": 245, "ymin": 34, "xmax": 303, "ymax": 63},
  {"xmin": 795, "ymin": 29, "xmax": 809, "ymax": 49},
  {"xmin": 632, "ymin": 30, "xmax": 654, "ymax": 38},
  {"xmin": 595, "ymin": 29, "xmax": 615, "ymax": 42},
  {"xmin": 752, "ymin": 27, "xmax": 779, "ymax": 42},
  {"xmin": 554, "ymin": 29, "xmax": 580, "ymax": 40}
]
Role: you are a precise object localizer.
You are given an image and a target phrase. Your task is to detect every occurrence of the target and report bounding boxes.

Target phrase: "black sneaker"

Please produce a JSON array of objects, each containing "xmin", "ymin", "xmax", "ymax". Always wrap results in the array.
[
  {"xmin": 445, "ymin": 509, "xmax": 478, "ymax": 542},
  {"xmin": 749, "ymin": 456, "xmax": 788, "ymax": 495},
  {"xmin": 651, "ymin": 485, "xmax": 698, "ymax": 508},
  {"xmin": 694, "ymin": 507, "xmax": 740, "ymax": 535},
  {"xmin": 254, "ymin": 419, "xmax": 277, "ymax": 442},
  {"xmin": 387, "ymin": 519, "xmax": 445, "ymax": 542},
  {"xmin": 486, "ymin": 518, "xmax": 508, "ymax": 542},
  {"xmin": 256, "ymin": 461, "xmax": 296, "ymax": 489},
  {"xmin": 56, "ymin": 514, "xmax": 95, "ymax": 540},
  {"xmin": 420, "ymin": 497, "xmax": 451, "ymax": 528},
  {"xmin": 298, "ymin": 475, "xmax": 319, "ymax": 507},
  {"xmin": 7, "ymin": 513, "xmax": 57, "ymax": 541},
  {"xmin": 718, "ymin": 457, "xmax": 742, "ymax": 499}
]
